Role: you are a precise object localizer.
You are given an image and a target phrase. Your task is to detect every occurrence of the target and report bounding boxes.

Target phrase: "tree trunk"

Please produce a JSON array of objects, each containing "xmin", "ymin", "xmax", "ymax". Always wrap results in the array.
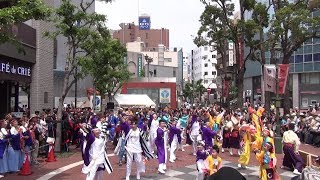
[
  {"xmin": 237, "ymin": 76, "xmax": 244, "ymax": 108},
  {"xmin": 283, "ymin": 77, "xmax": 290, "ymax": 115}
]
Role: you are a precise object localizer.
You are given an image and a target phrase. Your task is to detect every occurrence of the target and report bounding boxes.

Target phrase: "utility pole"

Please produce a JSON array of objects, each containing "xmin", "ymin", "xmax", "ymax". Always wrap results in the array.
[
  {"xmin": 191, "ymin": 50, "xmax": 195, "ymax": 105},
  {"xmin": 274, "ymin": 43, "xmax": 282, "ymax": 154}
]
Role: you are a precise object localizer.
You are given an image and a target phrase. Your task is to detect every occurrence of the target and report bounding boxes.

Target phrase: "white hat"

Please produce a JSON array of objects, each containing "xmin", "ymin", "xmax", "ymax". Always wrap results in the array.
[{"xmin": 291, "ymin": 113, "xmax": 296, "ymax": 116}]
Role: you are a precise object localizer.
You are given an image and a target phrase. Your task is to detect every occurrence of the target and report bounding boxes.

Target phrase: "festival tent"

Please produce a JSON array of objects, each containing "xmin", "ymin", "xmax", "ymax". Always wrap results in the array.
[{"xmin": 114, "ymin": 94, "xmax": 156, "ymax": 108}]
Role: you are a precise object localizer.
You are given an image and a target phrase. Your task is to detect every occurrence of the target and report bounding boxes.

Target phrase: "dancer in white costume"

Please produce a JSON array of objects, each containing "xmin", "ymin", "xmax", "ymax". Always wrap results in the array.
[
  {"xmin": 125, "ymin": 117, "xmax": 146, "ymax": 180},
  {"xmin": 82, "ymin": 127, "xmax": 113, "ymax": 180}
]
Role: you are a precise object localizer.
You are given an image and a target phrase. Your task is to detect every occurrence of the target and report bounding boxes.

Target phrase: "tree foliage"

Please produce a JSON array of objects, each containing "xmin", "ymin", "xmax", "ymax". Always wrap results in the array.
[
  {"xmin": 195, "ymin": 0, "xmax": 259, "ymax": 107},
  {"xmin": 182, "ymin": 82, "xmax": 193, "ymax": 102},
  {"xmin": 81, "ymin": 25, "xmax": 131, "ymax": 99},
  {"xmin": 0, "ymin": 0, "xmax": 51, "ymax": 50},
  {"xmin": 46, "ymin": 0, "xmax": 113, "ymax": 151},
  {"xmin": 268, "ymin": 0, "xmax": 320, "ymax": 113}
]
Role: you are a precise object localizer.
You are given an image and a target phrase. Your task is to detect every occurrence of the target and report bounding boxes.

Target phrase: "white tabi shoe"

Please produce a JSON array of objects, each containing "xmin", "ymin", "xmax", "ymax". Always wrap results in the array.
[
  {"xmin": 158, "ymin": 169, "xmax": 165, "ymax": 174},
  {"xmin": 221, "ymin": 148, "xmax": 225, "ymax": 153}
]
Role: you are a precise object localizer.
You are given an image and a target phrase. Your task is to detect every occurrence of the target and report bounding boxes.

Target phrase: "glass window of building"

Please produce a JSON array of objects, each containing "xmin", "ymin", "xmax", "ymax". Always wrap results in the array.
[
  {"xmin": 204, "ymin": 80, "xmax": 208, "ymax": 83},
  {"xmin": 212, "ymin": 71, "xmax": 216, "ymax": 75},
  {"xmin": 296, "ymin": 47, "xmax": 303, "ymax": 54},
  {"xmin": 212, "ymin": 55, "xmax": 216, "ymax": 58},
  {"xmin": 304, "ymin": 54, "xmax": 313, "ymax": 62},
  {"xmin": 289, "ymin": 56, "xmax": 294, "ymax": 63},
  {"xmin": 173, "ymin": 70, "xmax": 176, "ymax": 77},
  {"xmin": 204, "ymin": 72, "xmax": 208, "ymax": 75},
  {"xmin": 204, "ymin": 63, "xmax": 208, "ymax": 67},
  {"xmin": 204, "ymin": 47, "xmax": 208, "ymax": 51},
  {"xmin": 295, "ymin": 55, "xmax": 303, "ymax": 63},
  {"xmin": 314, "ymin": 53, "xmax": 320, "ymax": 61},
  {"xmin": 304, "ymin": 45, "xmax": 312, "ymax": 54}
]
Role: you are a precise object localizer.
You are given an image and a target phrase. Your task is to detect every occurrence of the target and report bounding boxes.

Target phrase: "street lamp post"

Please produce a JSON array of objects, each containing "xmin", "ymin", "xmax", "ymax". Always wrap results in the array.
[
  {"xmin": 145, "ymin": 55, "xmax": 153, "ymax": 81},
  {"xmin": 274, "ymin": 43, "xmax": 282, "ymax": 154}
]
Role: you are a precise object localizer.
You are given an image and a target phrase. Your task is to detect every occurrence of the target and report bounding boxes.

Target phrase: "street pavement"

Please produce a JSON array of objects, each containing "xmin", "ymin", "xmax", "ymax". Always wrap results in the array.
[{"xmin": 1, "ymin": 143, "xmax": 317, "ymax": 180}]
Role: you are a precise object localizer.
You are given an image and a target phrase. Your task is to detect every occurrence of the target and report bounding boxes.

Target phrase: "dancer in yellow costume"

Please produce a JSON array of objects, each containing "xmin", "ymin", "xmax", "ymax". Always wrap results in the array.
[
  {"xmin": 252, "ymin": 129, "xmax": 278, "ymax": 179},
  {"xmin": 256, "ymin": 142, "xmax": 280, "ymax": 180},
  {"xmin": 238, "ymin": 124, "xmax": 253, "ymax": 168},
  {"xmin": 205, "ymin": 145, "xmax": 222, "ymax": 175}
]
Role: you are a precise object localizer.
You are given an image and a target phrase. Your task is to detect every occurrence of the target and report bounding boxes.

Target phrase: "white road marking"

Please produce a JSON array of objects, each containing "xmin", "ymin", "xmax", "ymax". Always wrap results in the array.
[
  {"xmin": 36, "ymin": 145, "xmax": 189, "ymax": 179},
  {"xmin": 36, "ymin": 153, "xmax": 116, "ymax": 180}
]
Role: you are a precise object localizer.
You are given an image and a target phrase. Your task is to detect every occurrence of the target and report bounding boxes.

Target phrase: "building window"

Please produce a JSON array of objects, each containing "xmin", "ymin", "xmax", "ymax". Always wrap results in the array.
[
  {"xmin": 145, "ymin": 43, "xmax": 148, "ymax": 47},
  {"xmin": 295, "ymin": 55, "xmax": 303, "ymax": 63},
  {"xmin": 304, "ymin": 54, "xmax": 313, "ymax": 62},
  {"xmin": 204, "ymin": 63, "xmax": 208, "ymax": 67},
  {"xmin": 301, "ymin": 73, "xmax": 320, "ymax": 84},
  {"xmin": 212, "ymin": 71, "xmax": 216, "ymax": 75},
  {"xmin": 165, "ymin": 58, "xmax": 172, "ymax": 62},
  {"xmin": 204, "ymin": 80, "xmax": 208, "ymax": 83},
  {"xmin": 212, "ymin": 55, "xmax": 216, "ymax": 58},
  {"xmin": 146, "ymin": 33, "xmax": 148, "ymax": 39},
  {"xmin": 44, "ymin": 92, "xmax": 48, "ymax": 103},
  {"xmin": 204, "ymin": 47, "xmax": 208, "ymax": 51},
  {"xmin": 212, "ymin": 80, "xmax": 215, "ymax": 83},
  {"xmin": 314, "ymin": 53, "xmax": 320, "ymax": 61},
  {"xmin": 154, "ymin": 69, "xmax": 157, "ymax": 77},
  {"xmin": 204, "ymin": 72, "xmax": 208, "ymax": 75},
  {"xmin": 173, "ymin": 70, "xmax": 176, "ymax": 77}
]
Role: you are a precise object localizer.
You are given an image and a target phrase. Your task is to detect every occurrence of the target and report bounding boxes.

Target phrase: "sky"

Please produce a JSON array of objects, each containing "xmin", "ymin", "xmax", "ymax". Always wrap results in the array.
[{"xmin": 95, "ymin": 0, "xmax": 239, "ymax": 54}]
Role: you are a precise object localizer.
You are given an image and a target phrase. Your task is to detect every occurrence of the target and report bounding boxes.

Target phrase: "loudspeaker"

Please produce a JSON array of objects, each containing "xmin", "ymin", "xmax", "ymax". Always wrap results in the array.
[{"xmin": 106, "ymin": 102, "xmax": 114, "ymax": 110}]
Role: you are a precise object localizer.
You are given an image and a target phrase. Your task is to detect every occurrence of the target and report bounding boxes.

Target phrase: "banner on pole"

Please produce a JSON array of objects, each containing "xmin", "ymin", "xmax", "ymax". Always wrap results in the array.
[
  {"xmin": 264, "ymin": 65, "xmax": 276, "ymax": 93},
  {"xmin": 278, "ymin": 64, "xmax": 290, "ymax": 94}
]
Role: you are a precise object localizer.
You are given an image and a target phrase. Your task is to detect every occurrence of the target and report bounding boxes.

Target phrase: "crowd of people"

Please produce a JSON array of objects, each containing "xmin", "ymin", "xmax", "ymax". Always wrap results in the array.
[{"xmin": 1, "ymin": 104, "xmax": 320, "ymax": 180}]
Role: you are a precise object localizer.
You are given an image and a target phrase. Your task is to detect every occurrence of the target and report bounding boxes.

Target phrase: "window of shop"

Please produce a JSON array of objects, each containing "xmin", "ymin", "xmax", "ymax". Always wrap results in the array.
[{"xmin": 301, "ymin": 72, "xmax": 320, "ymax": 84}]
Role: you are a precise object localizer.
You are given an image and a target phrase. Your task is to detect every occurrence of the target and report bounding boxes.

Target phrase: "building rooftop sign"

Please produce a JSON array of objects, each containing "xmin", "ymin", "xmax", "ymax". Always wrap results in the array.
[{"xmin": 139, "ymin": 16, "xmax": 151, "ymax": 30}]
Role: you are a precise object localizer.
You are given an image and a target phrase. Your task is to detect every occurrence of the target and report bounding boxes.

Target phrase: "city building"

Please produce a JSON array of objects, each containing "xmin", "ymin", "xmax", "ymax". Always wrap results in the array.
[
  {"xmin": 112, "ymin": 15, "xmax": 169, "ymax": 51},
  {"xmin": 0, "ymin": 0, "xmax": 55, "ymax": 118},
  {"xmin": 123, "ymin": 38, "xmax": 180, "ymax": 108},
  {"xmin": 188, "ymin": 46, "xmax": 218, "ymax": 89},
  {"xmin": 243, "ymin": 7, "xmax": 320, "ymax": 109}
]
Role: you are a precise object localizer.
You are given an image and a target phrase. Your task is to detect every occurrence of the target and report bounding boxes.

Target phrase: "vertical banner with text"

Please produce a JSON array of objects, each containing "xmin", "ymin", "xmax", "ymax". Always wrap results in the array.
[
  {"xmin": 264, "ymin": 64, "xmax": 276, "ymax": 93},
  {"xmin": 137, "ymin": 54, "xmax": 142, "ymax": 77},
  {"xmin": 278, "ymin": 64, "xmax": 290, "ymax": 94}
]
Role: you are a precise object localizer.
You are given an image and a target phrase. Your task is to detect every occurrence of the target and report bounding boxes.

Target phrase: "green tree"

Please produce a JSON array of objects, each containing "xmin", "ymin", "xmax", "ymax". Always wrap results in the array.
[
  {"xmin": 81, "ymin": 25, "xmax": 131, "ymax": 102},
  {"xmin": 182, "ymin": 82, "xmax": 193, "ymax": 102},
  {"xmin": 194, "ymin": 79, "xmax": 206, "ymax": 103},
  {"xmin": 0, "ymin": 0, "xmax": 51, "ymax": 49},
  {"xmin": 269, "ymin": 0, "xmax": 320, "ymax": 114},
  {"xmin": 195, "ymin": 0, "xmax": 259, "ymax": 108},
  {"xmin": 46, "ymin": 0, "xmax": 111, "ymax": 152}
]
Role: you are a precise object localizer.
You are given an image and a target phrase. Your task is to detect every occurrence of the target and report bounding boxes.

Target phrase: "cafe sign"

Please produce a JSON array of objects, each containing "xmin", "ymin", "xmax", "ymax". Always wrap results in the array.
[{"xmin": 0, "ymin": 62, "xmax": 31, "ymax": 77}]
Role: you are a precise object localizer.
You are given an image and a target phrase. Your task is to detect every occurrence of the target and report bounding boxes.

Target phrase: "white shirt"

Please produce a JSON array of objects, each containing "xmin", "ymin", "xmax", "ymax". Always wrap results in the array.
[
  {"xmin": 283, "ymin": 130, "xmax": 300, "ymax": 152},
  {"xmin": 150, "ymin": 119, "xmax": 159, "ymax": 134},
  {"xmin": 0, "ymin": 128, "xmax": 8, "ymax": 140},
  {"xmin": 126, "ymin": 129, "xmax": 142, "ymax": 153},
  {"xmin": 191, "ymin": 121, "xmax": 200, "ymax": 136}
]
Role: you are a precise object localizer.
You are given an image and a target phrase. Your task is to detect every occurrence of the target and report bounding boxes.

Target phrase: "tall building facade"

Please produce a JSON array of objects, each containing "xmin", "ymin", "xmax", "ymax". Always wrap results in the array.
[
  {"xmin": 112, "ymin": 16, "xmax": 169, "ymax": 51},
  {"xmin": 188, "ymin": 46, "xmax": 218, "ymax": 89}
]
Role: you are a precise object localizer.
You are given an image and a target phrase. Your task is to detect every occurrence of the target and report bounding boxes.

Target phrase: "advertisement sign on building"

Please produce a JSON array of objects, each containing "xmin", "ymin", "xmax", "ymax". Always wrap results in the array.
[
  {"xmin": 159, "ymin": 88, "xmax": 171, "ymax": 103},
  {"xmin": 90, "ymin": 95, "xmax": 101, "ymax": 111},
  {"xmin": 137, "ymin": 54, "xmax": 143, "ymax": 77},
  {"xmin": 0, "ymin": 61, "xmax": 31, "ymax": 77},
  {"xmin": 139, "ymin": 17, "xmax": 151, "ymax": 30}
]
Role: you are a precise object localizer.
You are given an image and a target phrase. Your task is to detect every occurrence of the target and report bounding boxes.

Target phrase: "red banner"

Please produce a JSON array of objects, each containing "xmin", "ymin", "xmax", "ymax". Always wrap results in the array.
[
  {"xmin": 278, "ymin": 64, "xmax": 290, "ymax": 94},
  {"xmin": 223, "ymin": 80, "xmax": 229, "ymax": 97}
]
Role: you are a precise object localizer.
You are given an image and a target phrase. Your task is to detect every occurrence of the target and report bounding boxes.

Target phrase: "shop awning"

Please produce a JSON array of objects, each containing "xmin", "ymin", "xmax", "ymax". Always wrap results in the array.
[{"xmin": 114, "ymin": 94, "xmax": 156, "ymax": 108}]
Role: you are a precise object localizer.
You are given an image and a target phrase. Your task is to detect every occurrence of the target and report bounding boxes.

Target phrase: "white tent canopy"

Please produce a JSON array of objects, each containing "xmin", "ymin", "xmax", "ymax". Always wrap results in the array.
[{"xmin": 114, "ymin": 94, "xmax": 156, "ymax": 108}]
